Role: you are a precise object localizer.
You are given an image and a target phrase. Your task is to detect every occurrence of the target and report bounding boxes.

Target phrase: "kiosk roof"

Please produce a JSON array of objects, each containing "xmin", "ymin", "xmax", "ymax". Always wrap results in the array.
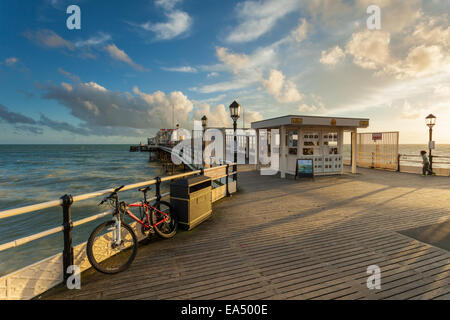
[{"xmin": 251, "ymin": 115, "xmax": 369, "ymax": 129}]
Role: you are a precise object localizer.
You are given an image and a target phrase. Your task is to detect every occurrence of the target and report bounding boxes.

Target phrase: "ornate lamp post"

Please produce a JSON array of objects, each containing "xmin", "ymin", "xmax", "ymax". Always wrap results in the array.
[
  {"xmin": 425, "ymin": 114, "xmax": 436, "ymax": 172},
  {"xmin": 201, "ymin": 116, "xmax": 207, "ymax": 166},
  {"xmin": 201, "ymin": 116, "xmax": 208, "ymax": 133},
  {"xmin": 229, "ymin": 101, "xmax": 241, "ymax": 183}
]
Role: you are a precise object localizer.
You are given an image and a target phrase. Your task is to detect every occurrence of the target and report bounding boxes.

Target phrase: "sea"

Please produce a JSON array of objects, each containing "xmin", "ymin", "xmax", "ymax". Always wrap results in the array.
[
  {"xmin": 0, "ymin": 145, "xmax": 167, "ymax": 276},
  {"xmin": 0, "ymin": 144, "xmax": 449, "ymax": 276}
]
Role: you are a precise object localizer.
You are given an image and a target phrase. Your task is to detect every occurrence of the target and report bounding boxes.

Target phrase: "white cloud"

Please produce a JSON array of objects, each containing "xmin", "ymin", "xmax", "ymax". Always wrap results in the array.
[
  {"xmin": 292, "ymin": 19, "xmax": 308, "ymax": 43},
  {"xmin": 23, "ymin": 29, "xmax": 74, "ymax": 51},
  {"xmin": 356, "ymin": 0, "xmax": 422, "ymax": 34},
  {"xmin": 298, "ymin": 94, "xmax": 327, "ymax": 115},
  {"xmin": 155, "ymin": 0, "xmax": 182, "ymax": 10},
  {"xmin": 74, "ymin": 32, "xmax": 111, "ymax": 48},
  {"xmin": 192, "ymin": 78, "xmax": 256, "ymax": 94},
  {"xmin": 298, "ymin": 103, "xmax": 327, "ymax": 114},
  {"xmin": 105, "ymin": 44, "xmax": 148, "ymax": 72},
  {"xmin": 320, "ymin": 46, "xmax": 345, "ymax": 65},
  {"xmin": 344, "ymin": 29, "xmax": 450, "ymax": 79},
  {"xmin": 42, "ymin": 80, "xmax": 195, "ymax": 130},
  {"xmin": 226, "ymin": 0, "xmax": 301, "ymax": 43},
  {"xmin": 139, "ymin": 1, "xmax": 192, "ymax": 40},
  {"xmin": 193, "ymin": 102, "xmax": 263, "ymax": 128},
  {"xmin": 195, "ymin": 46, "xmax": 278, "ymax": 94},
  {"xmin": 61, "ymin": 82, "xmax": 73, "ymax": 92},
  {"xmin": 162, "ymin": 66, "xmax": 197, "ymax": 73},
  {"xmin": 262, "ymin": 69, "xmax": 303, "ymax": 103},
  {"xmin": 216, "ymin": 47, "xmax": 251, "ymax": 73},
  {"xmin": 142, "ymin": 10, "xmax": 191, "ymax": 40},
  {"xmin": 207, "ymin": 72, "xmax": 219, "ymax": 78},
  {"xmin": 407, "ymin": 18, "xmax": 450, "ymax": 48},
  {"xmin": 403, "ymin": 45, "xmax": 447, "ymax": 78},
  {"xmin": 58, "ymin": 68, "xmax": 80, "ymax": 82},
  {"xmin": 345, "ymin": 30, "xmax": 392, "ymax": 70},
  {"xmin": 193, "ymin": 103, "xmax": 232, "ymax": 128},
  {"xmin": 199, "ymin": 94, "xmax": 227, "ymax": 104},
  {"xmin": 5, "ymin": 57, "xmax": 18, "ymax": 66}
]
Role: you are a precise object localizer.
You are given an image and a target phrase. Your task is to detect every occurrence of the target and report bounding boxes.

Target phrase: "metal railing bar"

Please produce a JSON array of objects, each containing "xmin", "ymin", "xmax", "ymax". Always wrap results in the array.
[
  {"xmin": 0, "ymin": 199, "xmax": 63, "ymax": 221},
  {"xmin": 0, "ymin": 225, "xmax": 64, "ymax": 252},
  {"xmin": 71, "ymin": 210, "xmax": 113, "ymax": 228},
  {"xmin": 0, "ymin": 164, "xmax": 235, "ymax": 221},
  {"xmin": 400, "ymin": 154, "xmax": 450, "ymax": 159},
  {"xmin": 0, "ymin": 192, "xmax": 173, "ymax": 253}
]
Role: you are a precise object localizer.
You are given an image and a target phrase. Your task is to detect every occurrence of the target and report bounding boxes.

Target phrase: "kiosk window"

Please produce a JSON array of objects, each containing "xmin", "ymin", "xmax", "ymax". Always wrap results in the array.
[{"xmin": 288, "ymin": 131, "xmax": 298, "ymax": 147}]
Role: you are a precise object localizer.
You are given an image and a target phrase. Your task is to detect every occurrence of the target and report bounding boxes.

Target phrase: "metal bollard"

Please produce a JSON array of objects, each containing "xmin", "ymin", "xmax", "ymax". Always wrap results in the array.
[{"xmin": 61, "ymin": 194, "xmax": 74, "ymax": 282}]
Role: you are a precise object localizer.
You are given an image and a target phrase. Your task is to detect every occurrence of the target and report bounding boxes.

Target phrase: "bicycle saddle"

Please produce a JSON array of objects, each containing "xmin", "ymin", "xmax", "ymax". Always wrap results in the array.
[{"xmin": 138, "ymin": 186, "xmax": 152, "ymax": 192}]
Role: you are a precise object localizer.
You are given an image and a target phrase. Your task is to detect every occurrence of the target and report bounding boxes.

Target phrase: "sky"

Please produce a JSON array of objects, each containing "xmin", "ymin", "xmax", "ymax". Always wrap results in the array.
[{"xmin": 0, "ymin": 0, "xmax": 449, "ymax": 144}]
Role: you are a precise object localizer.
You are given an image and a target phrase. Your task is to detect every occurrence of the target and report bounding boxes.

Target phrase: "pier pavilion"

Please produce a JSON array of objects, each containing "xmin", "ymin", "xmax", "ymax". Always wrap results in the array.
[{"xmin": 251, "ymin": 115, "xmax": 370, "ymax": 178}]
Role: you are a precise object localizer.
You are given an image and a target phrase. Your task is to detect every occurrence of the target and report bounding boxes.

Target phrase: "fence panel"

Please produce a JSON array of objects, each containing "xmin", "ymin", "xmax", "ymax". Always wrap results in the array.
[{"xmin": 357, "ymin": 132, "xmax": 399, "ymax": 171}]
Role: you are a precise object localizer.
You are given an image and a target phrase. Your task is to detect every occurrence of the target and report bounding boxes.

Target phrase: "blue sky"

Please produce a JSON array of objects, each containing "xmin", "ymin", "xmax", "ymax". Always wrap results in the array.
[{"xmin": 0, "ymin": 0, "xmax": 449, "ymax": 143}]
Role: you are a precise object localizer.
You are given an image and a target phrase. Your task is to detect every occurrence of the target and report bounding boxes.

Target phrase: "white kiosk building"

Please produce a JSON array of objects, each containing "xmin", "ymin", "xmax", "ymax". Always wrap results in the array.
[{"xmin": 251, "ymin": 115, "xmax": 369, "ymax": 178}]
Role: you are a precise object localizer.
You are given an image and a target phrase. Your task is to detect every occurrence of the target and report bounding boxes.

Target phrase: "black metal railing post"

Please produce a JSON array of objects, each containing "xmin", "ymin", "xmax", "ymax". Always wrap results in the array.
[
  {"xmin": 397, "ymin": 154, "xmax": 401, "ymax": 172},
  {"xmin": 226, "ymin": 164, "xmax": 230, "ymax": 197},
  {"xmin": 61, "ymin": 194, "xmax": 73, "ymax": 282},
  {"xmin": 155, "ymin": 177, "xmax": 161, "ymax": 210}
]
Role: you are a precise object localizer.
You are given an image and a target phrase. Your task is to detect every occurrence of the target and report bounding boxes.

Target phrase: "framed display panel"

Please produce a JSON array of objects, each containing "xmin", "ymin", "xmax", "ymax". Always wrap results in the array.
[{"xmin": 295, "ymin": 158, "xmax": 315, "ymax": 179}]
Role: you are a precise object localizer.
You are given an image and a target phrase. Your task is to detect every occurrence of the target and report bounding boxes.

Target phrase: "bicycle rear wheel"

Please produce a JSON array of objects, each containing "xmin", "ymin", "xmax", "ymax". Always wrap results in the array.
[
  {"xmin": 150, "ymin": 200, "xmax": 177, "ymax": 239},
  {"xmin": 86, "ymin": 220, "xmax": 138, "ymax": 274}
]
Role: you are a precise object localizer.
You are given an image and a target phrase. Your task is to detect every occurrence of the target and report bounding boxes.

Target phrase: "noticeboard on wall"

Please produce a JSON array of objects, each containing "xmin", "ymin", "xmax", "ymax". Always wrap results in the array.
[{"xmin": 295, "ymin": 158, "xmax": 314, "ymax": 179}]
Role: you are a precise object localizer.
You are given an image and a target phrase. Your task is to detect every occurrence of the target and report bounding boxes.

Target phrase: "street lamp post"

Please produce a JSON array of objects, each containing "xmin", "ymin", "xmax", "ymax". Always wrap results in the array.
[
  {"xmin": 229, "ymin": 101, "xmax": 241, "ymax": 186},
  {"xmin": 425, "ymin": 114, "xmax": 436, "ymax": 172},
  {"xmin": 201, "ymin": 116, "xmax": 208, "ymax": 167}
]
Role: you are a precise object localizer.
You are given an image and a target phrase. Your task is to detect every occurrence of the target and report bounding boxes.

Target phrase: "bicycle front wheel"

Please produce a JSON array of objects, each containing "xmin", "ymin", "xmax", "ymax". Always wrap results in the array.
[{"xmin": 86, "ymin": 220, "xmax": 138, "ymax": 274}]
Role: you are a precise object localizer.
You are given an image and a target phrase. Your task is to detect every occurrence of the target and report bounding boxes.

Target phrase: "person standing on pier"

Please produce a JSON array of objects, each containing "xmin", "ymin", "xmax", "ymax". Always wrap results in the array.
[{"xmin": 420, "ymin": 151, "xmax": 434, "ymax": 176}]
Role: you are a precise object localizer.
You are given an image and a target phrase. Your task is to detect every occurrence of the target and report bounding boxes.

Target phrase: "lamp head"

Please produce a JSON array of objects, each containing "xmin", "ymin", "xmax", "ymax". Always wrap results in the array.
[
  {"xmin": 229, "ymin": 100, "xmax": 241, "ymax": 122},
  {"xmin": 426, "ymin": 114, "xmax": 436, "ymax": 128},
  {"xmin": 201, "ymin": 115, "xmax": 208, "ymax": 128}
]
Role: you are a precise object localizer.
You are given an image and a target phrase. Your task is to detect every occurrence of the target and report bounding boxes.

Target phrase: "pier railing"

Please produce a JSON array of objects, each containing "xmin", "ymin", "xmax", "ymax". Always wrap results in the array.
[
  {"xmin": 344, "ymin": 153, "xmax": 450, "ymax": 176},
  {"xmin": 0, "ymin": 163, "xmax": 237, "ymax": 300},
  {"xmin": 398, "ymin": 154, "xmax": 450, "ymax": 176}
]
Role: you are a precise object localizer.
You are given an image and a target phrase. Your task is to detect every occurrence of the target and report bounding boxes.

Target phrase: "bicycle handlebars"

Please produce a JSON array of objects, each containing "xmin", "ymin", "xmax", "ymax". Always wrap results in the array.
[
  {"xmin": 114, "ymin": 185, "xmax": 125, "ymax": 192},
  {"xmin": 98, "ymin": 185, "xmax": 125, "ymax": 205}
]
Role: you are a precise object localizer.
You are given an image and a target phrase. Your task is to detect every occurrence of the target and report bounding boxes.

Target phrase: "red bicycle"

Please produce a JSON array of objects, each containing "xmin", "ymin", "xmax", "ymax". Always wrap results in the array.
[{"xmin": 86, "ymin": 185, "xmax": 177, "ymax": 274}]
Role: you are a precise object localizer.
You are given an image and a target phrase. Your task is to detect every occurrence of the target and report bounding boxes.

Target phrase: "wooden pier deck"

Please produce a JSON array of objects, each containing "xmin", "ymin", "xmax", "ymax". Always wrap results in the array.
[{"xmin": 40, "ymin": 167, "xmax": 450, "ymax": 300}]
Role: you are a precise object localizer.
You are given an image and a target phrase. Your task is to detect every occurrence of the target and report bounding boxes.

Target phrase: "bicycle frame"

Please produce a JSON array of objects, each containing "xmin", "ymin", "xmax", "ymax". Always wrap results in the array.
[
  {"xmin": 103, "ymin": 188, "xmax": 170, "ymax": 242},
  {"xmin": 126, "ymin": 201, "xmax": 170, "ymax": 230}
]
